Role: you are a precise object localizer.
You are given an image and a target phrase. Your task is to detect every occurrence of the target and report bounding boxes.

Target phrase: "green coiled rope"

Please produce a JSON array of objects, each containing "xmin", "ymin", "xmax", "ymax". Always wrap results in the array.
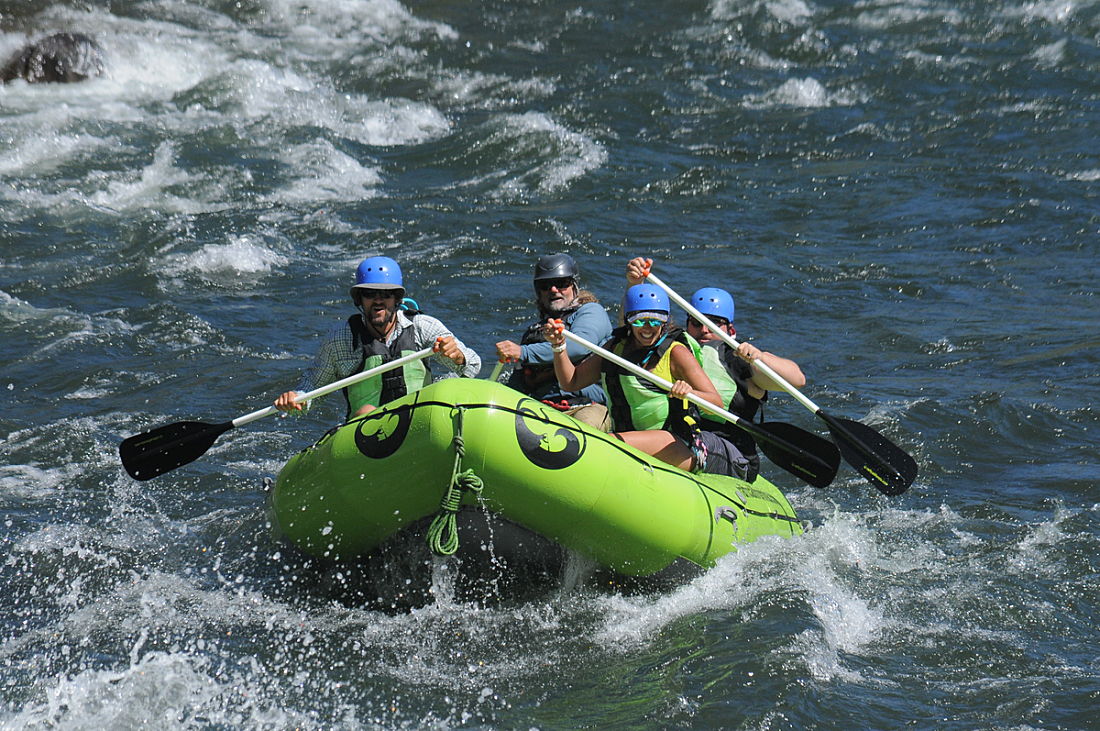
[{"xmin": 426, "ymin": 406, "xmax": 484, "ymax": 556}]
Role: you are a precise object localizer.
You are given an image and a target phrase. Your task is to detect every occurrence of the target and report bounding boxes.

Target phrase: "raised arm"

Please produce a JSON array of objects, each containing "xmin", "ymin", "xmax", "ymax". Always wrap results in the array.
[
  {"xmin": 736, "ymin": 342, "xmax": 805, "ymax": 396},
  {"xmin": 543, "ymin": 319, "xmax": 603, "ymax": 392}
]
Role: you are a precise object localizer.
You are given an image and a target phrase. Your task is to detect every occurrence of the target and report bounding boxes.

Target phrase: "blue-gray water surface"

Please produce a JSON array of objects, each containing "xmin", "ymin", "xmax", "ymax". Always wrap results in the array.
[{"xmin": 2, "ymin": 0, "xmax": 1098, "ymax": 728}]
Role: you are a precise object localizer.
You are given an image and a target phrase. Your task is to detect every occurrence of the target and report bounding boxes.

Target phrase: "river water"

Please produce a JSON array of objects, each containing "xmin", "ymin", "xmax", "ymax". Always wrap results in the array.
[{"xmin": 2, "ymin": 0, "xmax": 1098, "ymax": 728}]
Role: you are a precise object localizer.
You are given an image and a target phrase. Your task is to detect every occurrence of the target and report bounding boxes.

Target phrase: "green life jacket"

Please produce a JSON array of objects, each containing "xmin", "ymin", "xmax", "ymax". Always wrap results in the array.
[
  {"xmin": 343, "ymin": 311, "xmax": 431, "ymax": 416},
  {"xmin": 600, "ymin": 325, "xmax": 703, "ymax": 434},
  {"xmin": 697, "ymin": 341, "xmax": 765, "ymax": 457}
]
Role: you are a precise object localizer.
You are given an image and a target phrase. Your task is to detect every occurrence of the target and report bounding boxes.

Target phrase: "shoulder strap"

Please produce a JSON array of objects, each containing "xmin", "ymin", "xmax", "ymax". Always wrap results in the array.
[
  {"xmin": 346, "ymin": 313, "xmax": 421, "ymax": 403},
  {"xmin": 519, "ymin": 319, "xmax": 547, "ymax": 346},
  {"xmin": 348, "ymin": 313, "xmax": 368, "ymax": 351}
]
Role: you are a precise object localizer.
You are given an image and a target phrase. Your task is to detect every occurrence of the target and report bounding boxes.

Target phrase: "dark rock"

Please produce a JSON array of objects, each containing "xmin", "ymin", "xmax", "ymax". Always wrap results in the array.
[{"xmin": 1, "ymin": 32, "xmax": 105, "ymax": 84}]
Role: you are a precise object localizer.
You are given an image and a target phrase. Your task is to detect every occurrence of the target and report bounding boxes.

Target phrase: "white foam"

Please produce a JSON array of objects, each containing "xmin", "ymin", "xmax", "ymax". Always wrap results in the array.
[
  {"xmin": 0, "ymin": 567, "xmax": 545, "ymax": 709},
  {"xmin": 0, "ymin": 20, "xmax": 222, "ymax": 108},
  {"xmin": 710, "ymin": 0, "xmax": 813, "ymax": 24},
  {"xmin": 10, "ymin": 523, "xmax": 126, "ymax": 572},
  {"xmin": 591, "ymin": 536, "xmax": 787, "ymax": 649},
  {"xmin": 346, "ymin": 598, "xmax": 555, "ymax": 690},
  {"xmin": 900, "ymin": 49, "xmax": 972, "ymax": 70},
  {"xmin": 338, "ymin": 98, "xmax": 451, "ymax": 147},
  {"xmin": 64, "ymin": 369, "xmax": 165, "ymax": 401},
  {"xmin": 791, "ymin": 629, "xmax": 871, "ymax": 684},
  {"xmin": 0, "ymin": 131, "xmax": 113, "ymax": 177},
  {"xmin": 4, "ymin": 649, "xmax": 308, "ymax": 729},
  {"xmin": 765, "ymin": 0, "xmax": 814, "ymax": 24},
  {"xmin": 926, "ymin": 338, "xmax": 959, "ymax": 354},
  {"xmin": 183, "ymin": 61, "xmax": 449, "ymax": 149},
  {"xmin": 1012, "ymin": 504, "xmax": 1072, "ymax": 570},
  {"xmin": 431, "ymin": 70, "xmax": 555, "ymax": 107},
  {"xmin": 265, "ymin": 0, "xmax": 458, "ymax": 45},
  {"xmin": 1, "ymin": 13, "xmax": 452, "ymax": 217},
  {"xmin": 743, "ymin": 77, "xmax": 861, "ymax": 109},
  {"xmin": 863, "ymin": 397, "xmax": 921, "ymax": 432},
  {"xmin": 0, "ymin": 291, "xmax": 135, "ymax": 364},
  {"xmin": 854, "ymin": 3, "xmax": 964, "ymax": 30},
  {"xmin": 0, "ymin": 290, "xmax": 72, "ymax": 324},
  {"xmin": 1030, "ymin": 38, "xmax": 1067, "ymax": 66},
  {"xmin": 86, "ymin": 142, "xmax": 201, "ymax": 213},
  {"xmin": 485, "ymin": 112, "xmax": 608, "ymax": 198},
  {"xmin": 1002, "ymin": 0, "xmax": 1083, "ymax": 24},
  {"xmin": 0, "ymin": 414, "xmax": 139, "ymax": 502},
  {"xmin": 0, "ymin": 464, "xmax": 74, "ymax": 499},
  {"xmin": 162, "ymin": 237, "xmax": 289, "ymax": 279},
  {"xmin": 589, "ymin": 506, "xmax": 901, "ymax": 687},
  {"xmin": 804, "ymin": 568, "xmax": 883, "ymax": 655}
]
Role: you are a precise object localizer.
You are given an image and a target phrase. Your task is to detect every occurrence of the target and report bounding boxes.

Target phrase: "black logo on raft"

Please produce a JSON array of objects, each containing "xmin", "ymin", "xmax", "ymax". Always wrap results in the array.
[
  {"xmin": 514, "ymin": 398, "xmax": 586, "ymax": 470},
  {"xmin": 354, "ymin": 406, "xmax": 412, "ymax": 459}
]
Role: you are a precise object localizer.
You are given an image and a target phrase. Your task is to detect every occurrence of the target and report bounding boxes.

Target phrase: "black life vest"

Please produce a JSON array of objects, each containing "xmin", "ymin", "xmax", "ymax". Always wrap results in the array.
[{"xmin": 344, "ymin": 310, "xmax": 424, "ymax": 415}]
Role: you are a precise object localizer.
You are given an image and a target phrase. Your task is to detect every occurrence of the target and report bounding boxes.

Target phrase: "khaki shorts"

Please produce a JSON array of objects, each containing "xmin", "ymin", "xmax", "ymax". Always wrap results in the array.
[{"xmin": 565, "ymin": 403, "xmax": 611, "ymax": 432}]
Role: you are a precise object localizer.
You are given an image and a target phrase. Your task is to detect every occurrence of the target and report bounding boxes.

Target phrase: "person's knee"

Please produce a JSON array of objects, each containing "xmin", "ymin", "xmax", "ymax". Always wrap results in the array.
[{"xmin": 695, "ymin": 431, "xmax": 751, "ymax": 479}]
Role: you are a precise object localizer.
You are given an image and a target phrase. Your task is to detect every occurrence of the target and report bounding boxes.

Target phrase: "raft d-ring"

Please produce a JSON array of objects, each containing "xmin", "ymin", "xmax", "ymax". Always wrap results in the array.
[{"xmin": 714, "ymin": 506, "xmax": 737, "ymax": 530}]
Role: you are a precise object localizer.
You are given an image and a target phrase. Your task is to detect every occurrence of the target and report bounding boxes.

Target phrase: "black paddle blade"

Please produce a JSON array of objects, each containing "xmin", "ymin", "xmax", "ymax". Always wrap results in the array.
[
  {"xmin": 819, "ymin": 413, "xmax": 918, "ymax": 496},
  {"xmin": 753, "ymin": 421, "xmax": 841, "ymax": 489},
  {"xmin": 119, "ymin": 420, "xmax": 233, "ymax": 481}
]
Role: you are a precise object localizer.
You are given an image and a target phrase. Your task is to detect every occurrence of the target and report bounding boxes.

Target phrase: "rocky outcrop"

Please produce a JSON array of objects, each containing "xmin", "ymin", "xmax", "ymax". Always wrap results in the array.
[{"xmin": 1, "ymin": 32, "xmax": 105, "ymax": 84}]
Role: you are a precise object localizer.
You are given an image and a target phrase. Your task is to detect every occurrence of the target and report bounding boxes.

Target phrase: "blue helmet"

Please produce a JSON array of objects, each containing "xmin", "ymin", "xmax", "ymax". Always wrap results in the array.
[
  {"xmin": 690, "ymin": 287, "xmax": 734, "ymax": 324},
  {"xmin": 624, "ymin": 284, "xmax": 669, "ymax": 321},
  {"xmin": 350, "ymin": 256, "xmax": 405, "ymax": 302}
]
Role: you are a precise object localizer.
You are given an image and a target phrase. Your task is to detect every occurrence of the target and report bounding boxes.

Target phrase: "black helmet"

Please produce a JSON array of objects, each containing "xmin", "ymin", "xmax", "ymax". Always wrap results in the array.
[{"xmin": 533, "ymin": 253, "xmax": 579, "ymax": 282}]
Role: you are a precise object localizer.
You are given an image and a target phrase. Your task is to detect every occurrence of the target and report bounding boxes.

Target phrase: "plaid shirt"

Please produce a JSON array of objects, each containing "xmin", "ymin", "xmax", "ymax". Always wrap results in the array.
[{"xmin": 294, "ymin": 310, "xmax": 481, "ymax": 397}]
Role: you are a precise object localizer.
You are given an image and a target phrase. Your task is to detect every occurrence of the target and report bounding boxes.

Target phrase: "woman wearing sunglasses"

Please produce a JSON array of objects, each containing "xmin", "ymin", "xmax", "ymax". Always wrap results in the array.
[{"xmin": 542, "ymin": 283, "xmax": 750, "ymax": 478}]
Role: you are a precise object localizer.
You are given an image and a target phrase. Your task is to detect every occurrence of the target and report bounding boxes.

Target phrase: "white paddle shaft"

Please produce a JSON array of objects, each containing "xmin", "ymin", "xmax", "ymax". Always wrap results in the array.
[
  {"xmin": 646, "ymin": 272, "xmax": 822, "ymax": 414},
  {"xmin": 559, "ymin": 329, "xmax": 748, "ymax": 428},
  {"xmin": 231, "ymin": 346, "xmax": 435, "ymax": 427}
]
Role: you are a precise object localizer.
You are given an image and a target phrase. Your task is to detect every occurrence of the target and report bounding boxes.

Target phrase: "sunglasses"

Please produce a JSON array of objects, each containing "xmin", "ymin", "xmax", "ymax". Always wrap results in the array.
[
  {"xmin": 688, "ymin": 316, "xmax": 729, "ymax": 329},
  {"xmin": 536, "ymin": 278, "xmax": 575, "ymax": 292},
  {"xmin": 630, "ymin": 318, "xmax": 664, "ymax": 328},
  {"xmin": 358, "ymin": 289, "xmax": 397, "ymax": 300}
]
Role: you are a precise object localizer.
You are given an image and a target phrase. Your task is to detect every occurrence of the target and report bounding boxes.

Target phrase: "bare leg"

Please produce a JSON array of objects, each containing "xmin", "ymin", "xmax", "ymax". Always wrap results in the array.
[{"xmin": 615, "ymin": 430, "xmax": 694, "ymax": 471}]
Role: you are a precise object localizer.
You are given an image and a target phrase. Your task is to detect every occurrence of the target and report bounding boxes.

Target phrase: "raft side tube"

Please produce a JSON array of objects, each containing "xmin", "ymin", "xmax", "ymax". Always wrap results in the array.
[{"xmin": 271, "ymin": 378, "xmax": 802, "ymax": 574}]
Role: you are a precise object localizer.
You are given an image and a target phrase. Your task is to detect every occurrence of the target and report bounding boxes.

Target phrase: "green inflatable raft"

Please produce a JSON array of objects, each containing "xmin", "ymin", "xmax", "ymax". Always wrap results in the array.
[{"xmin": 271, "ymin": 378, "xmax": 803, "ymax": 583}]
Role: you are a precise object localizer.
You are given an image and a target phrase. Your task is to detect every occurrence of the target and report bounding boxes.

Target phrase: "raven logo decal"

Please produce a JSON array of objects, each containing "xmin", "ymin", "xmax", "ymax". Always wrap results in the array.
[
  {"xmin": 514, "ymin": 398, "xmax": 586, "ymax": 470},
  {"xmin": 353, "ymin": 405, "xmax": 413, "ymax": 459}
]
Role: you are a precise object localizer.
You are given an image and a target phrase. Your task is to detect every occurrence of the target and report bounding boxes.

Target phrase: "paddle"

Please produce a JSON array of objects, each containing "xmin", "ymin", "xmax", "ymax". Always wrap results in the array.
[
  {"xmin": 119, "ymin": 346, "xmax": 435, "ymax": 481},
  {"xmin": 555, "ymin": 326, "xmax": 840, "ymax": 488},
  {"xmin": 645, "ymin": 270, "xmax": 918, "ymax": 496}
]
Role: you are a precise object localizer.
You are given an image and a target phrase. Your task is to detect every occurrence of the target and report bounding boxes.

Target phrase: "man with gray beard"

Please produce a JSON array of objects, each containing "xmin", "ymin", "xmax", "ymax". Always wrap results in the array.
[{"xmin": 495, "ymin": 253, "xmax": 613, "ymax": 430}]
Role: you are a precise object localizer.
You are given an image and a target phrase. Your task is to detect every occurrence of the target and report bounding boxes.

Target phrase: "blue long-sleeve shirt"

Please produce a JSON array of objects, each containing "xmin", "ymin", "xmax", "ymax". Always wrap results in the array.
[{"xmin": 506, "ymin": 301, "xmax": 612, "ymax": 404}]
